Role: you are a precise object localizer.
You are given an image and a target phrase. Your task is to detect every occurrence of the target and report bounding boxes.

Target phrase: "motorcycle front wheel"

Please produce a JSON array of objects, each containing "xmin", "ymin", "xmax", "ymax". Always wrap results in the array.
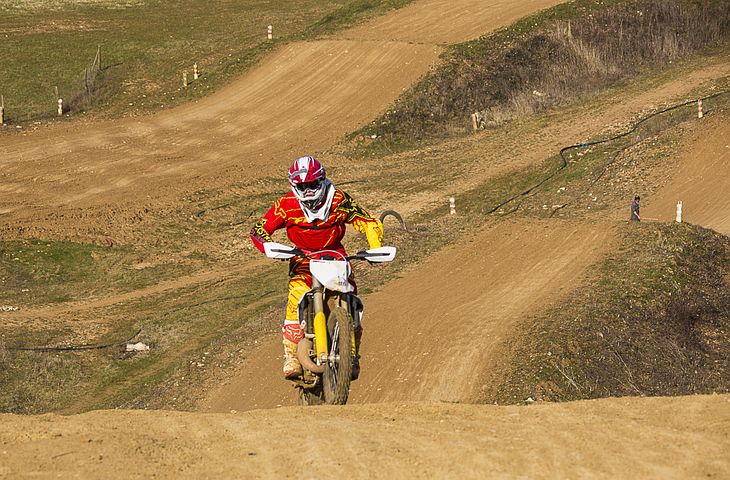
[{"xmin": 323, "ymin": 307, "xmax": 353, "ymax": 405}]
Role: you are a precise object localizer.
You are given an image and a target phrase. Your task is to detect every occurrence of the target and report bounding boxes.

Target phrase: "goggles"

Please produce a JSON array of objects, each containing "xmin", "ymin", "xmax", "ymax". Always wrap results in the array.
[{"xmin": 294, "ymin": 178, "xmax": 323, "ymax": 193}]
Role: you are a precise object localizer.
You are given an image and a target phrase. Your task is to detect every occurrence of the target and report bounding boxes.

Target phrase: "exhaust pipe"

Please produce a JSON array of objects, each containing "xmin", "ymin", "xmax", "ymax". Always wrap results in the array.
[{"xmin": 297, "ymin": 337, "xmax": 325, "ymax": 373}]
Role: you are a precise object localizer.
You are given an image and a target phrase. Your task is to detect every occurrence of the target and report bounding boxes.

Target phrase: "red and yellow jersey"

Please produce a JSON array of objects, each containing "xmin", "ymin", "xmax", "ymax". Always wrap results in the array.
[{"xmin": 250, "ymin": 188, "xmax": 383, "ymax": 255}]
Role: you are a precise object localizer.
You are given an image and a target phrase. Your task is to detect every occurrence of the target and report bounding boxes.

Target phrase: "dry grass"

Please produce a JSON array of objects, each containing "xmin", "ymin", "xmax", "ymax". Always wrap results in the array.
[
  {"xmin": 0, "ymin": 340, "xmax": 9, "ymax": 372},
  {"xmin": 485, "ymin": 222, "xmax": 730, "ymax": 405},
  {"xmin": 360, "ymin": 0, "xmax": 730, "ymax": 148},
  {"xmin": 1, "ymin": 0, "xmax": 144, "ymax": 11}
]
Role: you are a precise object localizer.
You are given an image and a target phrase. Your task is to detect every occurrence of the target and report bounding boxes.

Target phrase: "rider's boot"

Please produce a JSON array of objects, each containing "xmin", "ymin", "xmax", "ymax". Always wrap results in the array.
[
  {"xmin": 351, "ymin": 325, "xmax": 363, "ymax": 380},
  {"xmin": 282, "ymin": 338, "xmax": 303, "ymax": 379},
  {"xmin": 282, "ymin": 322, "xmax": 304, "ymax": 379}
]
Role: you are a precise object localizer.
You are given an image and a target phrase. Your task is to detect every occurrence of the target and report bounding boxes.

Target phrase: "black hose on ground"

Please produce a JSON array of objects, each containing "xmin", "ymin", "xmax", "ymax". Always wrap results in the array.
[{"xmin": 487, "ymin": 89, "xmax": 729, "ymax": 216}]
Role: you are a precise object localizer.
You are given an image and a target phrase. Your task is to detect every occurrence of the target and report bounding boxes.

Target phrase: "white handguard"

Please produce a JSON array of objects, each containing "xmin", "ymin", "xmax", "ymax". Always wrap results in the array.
[
  {"xmin": 263, "ymin": 242, "xmax": 297, "ymax": 260},
  {"xmin": 364, "ymin": 246, "xmax": 396, "ymax": 262}
]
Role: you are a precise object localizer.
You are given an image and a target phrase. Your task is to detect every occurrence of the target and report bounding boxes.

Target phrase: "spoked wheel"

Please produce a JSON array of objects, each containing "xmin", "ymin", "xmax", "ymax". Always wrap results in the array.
[{"xmin": 323, "ymin": 307, "xmax": 353, "ymax": 405}]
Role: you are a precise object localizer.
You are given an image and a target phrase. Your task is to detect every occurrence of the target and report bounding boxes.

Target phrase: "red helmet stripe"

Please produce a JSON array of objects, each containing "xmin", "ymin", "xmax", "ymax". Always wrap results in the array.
[{"xmin": 289, "ymin": 156, "xmax": 325, "ymax": 184}]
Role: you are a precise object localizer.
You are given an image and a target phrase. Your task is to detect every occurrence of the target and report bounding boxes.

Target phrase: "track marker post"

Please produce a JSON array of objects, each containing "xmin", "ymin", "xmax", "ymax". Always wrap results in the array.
[
  {"xmin": 0, "ymin": 95, "xmax": 4, "ymax": 124},
  {"xmin": 698, "ymin": 99, "xmax": 703, "ymax": 118},
  {"xmin": 267, "ymin": 25, "xmax": 273, "ymax": 40},
  {"xmin": 183, "ymin": 71, "xmax": 188, "ymax": 88},
  {"xmin": 449, "ymin": 197, "xmax": 456, "ymax": 215},
  {"xmin": 193, "ymin": 63, "xmax": 199, "ymax": 80},
  {"xmin": 676, "ymin": 201, "xmax": 683, "ymax": 223},
  {"xmin": 57, "ymin": 98, "xmax": 63, "ymax": 116}
]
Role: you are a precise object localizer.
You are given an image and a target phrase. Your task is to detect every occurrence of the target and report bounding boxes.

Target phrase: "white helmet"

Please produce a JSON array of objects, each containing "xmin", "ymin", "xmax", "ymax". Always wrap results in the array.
[{"xmin": 288, "ymin": 156, "xmax": 328, "ymax": 210}]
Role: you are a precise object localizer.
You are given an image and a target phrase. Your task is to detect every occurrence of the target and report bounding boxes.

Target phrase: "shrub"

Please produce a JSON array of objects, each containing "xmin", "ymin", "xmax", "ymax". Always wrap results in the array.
[{"xmin": 366, "ymin": 0, "xmax": 730, "ymax": 145}]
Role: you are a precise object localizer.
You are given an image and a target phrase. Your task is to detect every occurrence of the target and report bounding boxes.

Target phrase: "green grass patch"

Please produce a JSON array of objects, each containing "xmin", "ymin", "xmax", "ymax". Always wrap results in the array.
[
  {"xmin": 0, "ymin": 238, "xmax": 191, "ymax": 306},
  {"xmin": 0, "ymin": 342, "xmax": 91, "ymax": 414},
  {"xmin": 0, "ymin": 0, "xmax": 414, "ymax": 124},
  {"xmin": 0, "ymin": 261, "xmax": 284, "ymax": 414}
]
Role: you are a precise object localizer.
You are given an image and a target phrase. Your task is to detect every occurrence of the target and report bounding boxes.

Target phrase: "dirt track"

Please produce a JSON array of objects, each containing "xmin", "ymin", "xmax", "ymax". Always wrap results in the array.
[
  {"xmin": 205, "ymin": 219, "xmax": 614, "ymax": 411},
  {"xmin": 0, "ymin": 0, "xmax": 566, "ymax": 239},
  {"xmin": 648, "ymin": 115, "xmax": 730, "ymax": 235},
  {"xmin": 2, "ymin": 0, "xmax": 730, "ymax": 478},
  {"xmin": 2, "ymin": 395, "xmax": 728, "ymax": 479}
]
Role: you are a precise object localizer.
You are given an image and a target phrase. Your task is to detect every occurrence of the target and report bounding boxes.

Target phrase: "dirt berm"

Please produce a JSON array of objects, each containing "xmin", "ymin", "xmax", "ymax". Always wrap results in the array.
[{"xmin": 1, "ymin": 395, "xmax": 728, "ymax": 479}]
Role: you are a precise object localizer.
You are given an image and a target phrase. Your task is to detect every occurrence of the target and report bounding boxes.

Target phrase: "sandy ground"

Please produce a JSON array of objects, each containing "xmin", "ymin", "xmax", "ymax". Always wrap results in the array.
[
  {"xmin": 2, "ymin": 0, "xmax": 730, "ymax": 478},
  {"xmin": 648, "ymin": 115, "xmax": 730, "ymax": 236},
  {"xmin": 1, "ymin": 395, "xmax": 728, "ymax": 479}
]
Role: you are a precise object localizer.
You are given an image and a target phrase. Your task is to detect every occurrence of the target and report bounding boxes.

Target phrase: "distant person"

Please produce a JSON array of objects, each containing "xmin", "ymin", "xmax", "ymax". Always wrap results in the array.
[{"xmin": 630, "ymin": 195, "xmax": 641, "ymax": 222}]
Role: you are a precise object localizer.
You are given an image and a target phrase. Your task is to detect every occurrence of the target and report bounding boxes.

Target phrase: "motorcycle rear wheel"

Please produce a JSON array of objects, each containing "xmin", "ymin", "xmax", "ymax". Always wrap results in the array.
[{"xmin": 323, "ymin": 307, "xmax": 353, "ymax": 405}]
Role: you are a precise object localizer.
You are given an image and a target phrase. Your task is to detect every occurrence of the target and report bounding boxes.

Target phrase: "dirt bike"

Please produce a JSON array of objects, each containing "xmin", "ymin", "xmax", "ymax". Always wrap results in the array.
[{"xmin": 263, "ymin": 242, "xmax": 396, "ymax": 405}]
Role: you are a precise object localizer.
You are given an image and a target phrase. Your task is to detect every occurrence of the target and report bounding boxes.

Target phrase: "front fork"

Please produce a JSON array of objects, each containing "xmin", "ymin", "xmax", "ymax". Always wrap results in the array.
[
  {"xmin": 311, "ymin": 286, "xmax": 328, "ymax": 362},
  {"xmin": 309, "ymin": 283, "xmax": 357, "ymax": 365}
]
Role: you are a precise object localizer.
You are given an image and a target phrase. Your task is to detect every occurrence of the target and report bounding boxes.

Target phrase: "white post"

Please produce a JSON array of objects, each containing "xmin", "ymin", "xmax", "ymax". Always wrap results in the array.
[
  {"xmin": 57, "ymin": 98, "xmax": 63, "ymax": 116},
  {"xmin": 0, "ymin": 95, "xmax": 4, "ymax": 125},
  {"xmin": 193, "ymin": 63, "xmax": 199, "ymax": 80},
  {"xmin": 676, "ymin": 201, "xmax": 683, "ymax": 223},
  {"xmin": 698, "ymin": 99, "xmax": 703, "ymax": 119},
  {"xmin": 449, "ymin": 197, "xmax": 456, "ymax": 215},
  {"xmin": 471, "ymin": 113, "xmax": 478, "ymax": 131},
  {"xmin": 267, "ymin": 25, "xmax": 273, "ymax": 40},
  {"xmin": 183, "ymin": 71, "xmax": 188, "ymax": 87}
]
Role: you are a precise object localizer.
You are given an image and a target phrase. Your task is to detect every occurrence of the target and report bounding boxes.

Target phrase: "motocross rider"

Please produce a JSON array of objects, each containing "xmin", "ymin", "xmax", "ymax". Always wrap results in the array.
[{"xmin": 250, "ymin": 156, "xmax": 384, "ymax": 380}]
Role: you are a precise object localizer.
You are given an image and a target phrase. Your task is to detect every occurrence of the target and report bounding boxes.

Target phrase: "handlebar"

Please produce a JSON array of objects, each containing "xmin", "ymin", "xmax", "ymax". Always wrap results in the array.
[
  {"xmin": 270, "ymin": 248, "xmax": 377, "ymax": 261},
  {"xmin": 264, "ymin": 242, "xmax": 396, "ymax": 263}
]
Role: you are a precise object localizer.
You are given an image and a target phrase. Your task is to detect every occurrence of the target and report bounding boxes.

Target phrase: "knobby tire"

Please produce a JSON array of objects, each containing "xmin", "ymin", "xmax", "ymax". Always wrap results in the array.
[{"xmin": 323, "ymin": 307, "xmax": 353, "ymax": 405}]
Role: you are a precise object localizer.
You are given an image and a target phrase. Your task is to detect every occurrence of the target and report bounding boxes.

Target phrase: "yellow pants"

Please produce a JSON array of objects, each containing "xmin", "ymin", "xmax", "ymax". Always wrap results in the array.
[{"xmin": 285, "ymin": 277, "xmax": 310, "ymax": 322}]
